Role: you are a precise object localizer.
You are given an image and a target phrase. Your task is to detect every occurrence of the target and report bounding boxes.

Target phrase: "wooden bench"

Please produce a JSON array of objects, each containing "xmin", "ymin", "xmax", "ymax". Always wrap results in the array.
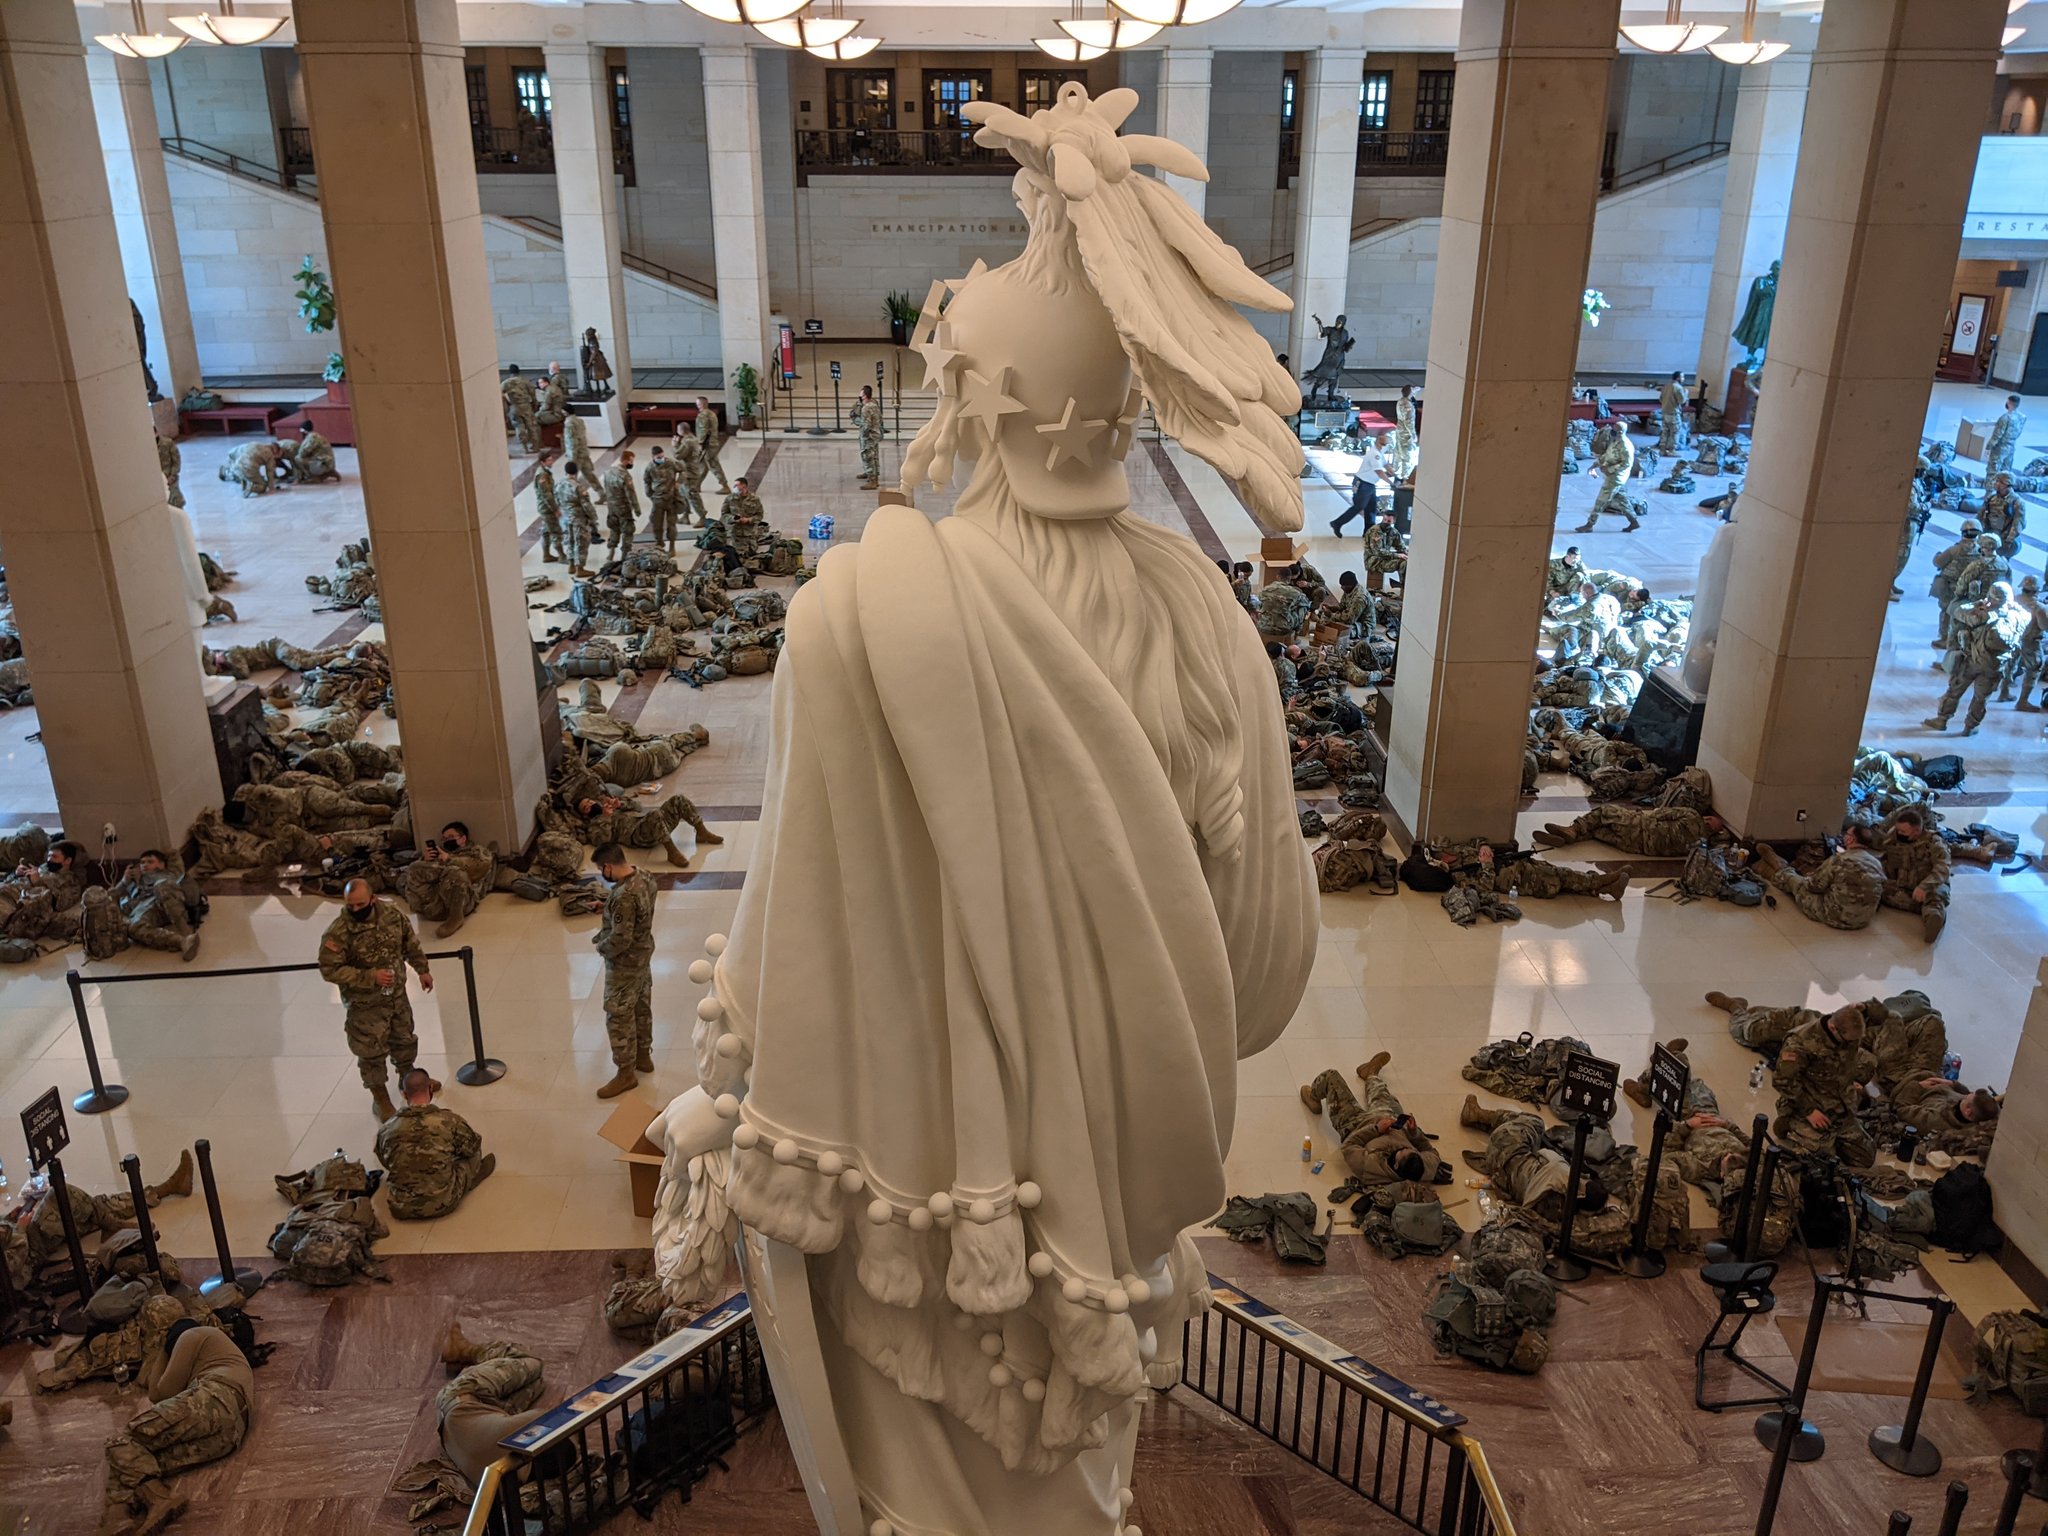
[{"xmin": 180, "ymin": 404, "xmax": 287, "ymax": 436}]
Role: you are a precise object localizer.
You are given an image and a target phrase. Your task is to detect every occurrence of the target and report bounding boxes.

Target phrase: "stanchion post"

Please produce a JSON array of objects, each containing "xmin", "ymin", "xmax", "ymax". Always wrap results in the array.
[
  {"xmin": 1756, "ymin": 1274, "xmax": 1830, "ymax": 1464},
  {"xmin": 194, "ymin": 1139, "xmax": 261, "ymax": 1299},
  {"xmin": 119, "ymin": 1153, "xmax": 163, "ymax": 1282},
  {"xmin": 1744, "ymin": 1147, "xmax": 1780, "ymax": 1267},
  {"xmin": 1993, "ymin": 1452, "xmax": 2034, "ymax": 1536},
  {"xmin": 1934, "ymin": 1480, "xmax": 1969, "ymax": 1536},
  {"xmin": 454, "ymin": 945, "xmax": 506, "ymax": 1087},
  {"xmin": 1870, "ymin": 1297, "xmax": 1952, "ymax": 1477},
  {"xmin": 65, "ymin": 970, "xmax": 129, "ymax": 1115},
  {"xmin": 45, "ymin": 1155, "xmax": 94, "ymax": 1329},
  {"xmin": 1546, "ymin": 1115, "xmax": 1594, "ymax": 1283},
  {"xmin": 1714, "ymin": 1114, "xmax": 1769, "ymax": 1263},
  {"xmin": 1621, "ymin": 1106, "xmax": 1671, "ymax": 1279},
  {"xmin": 1885, "ymin": 1514, "xmax": 1912, "ymax": 1536},
  {"xmin": 2001, "ymin": 1416, "xmax": 2048, "ymax": 1502}
]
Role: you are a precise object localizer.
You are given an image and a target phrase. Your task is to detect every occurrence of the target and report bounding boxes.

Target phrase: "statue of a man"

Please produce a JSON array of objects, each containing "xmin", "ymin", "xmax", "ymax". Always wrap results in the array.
[
  {"xmin": 579, "ymin": 326, "xmax": 614, "ymax": 400},
  {"xmin": 1732, "ymin": 259, "xmax": 1780, "ymax": 373},
  {"xmin": 661, "ymin": 82, "xmax": 1317, "ymax": 1536},
  {"xmin": 131, "ymin": 298, "xmax": 161, "ymax": 403},
  {"xmin": 1301, "ymin": 312, "xmax": 1354, "ymax": 409}
]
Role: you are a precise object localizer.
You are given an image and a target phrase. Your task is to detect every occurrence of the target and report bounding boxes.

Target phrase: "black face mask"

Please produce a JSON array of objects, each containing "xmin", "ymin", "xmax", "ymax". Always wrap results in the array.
[
  {"xmin": 45, "ymin": 858, "xmax": 63, "ymax": 872},
  {"xmin": 346, "ymin": 904, "xmax": 375, "ymax": 922}
]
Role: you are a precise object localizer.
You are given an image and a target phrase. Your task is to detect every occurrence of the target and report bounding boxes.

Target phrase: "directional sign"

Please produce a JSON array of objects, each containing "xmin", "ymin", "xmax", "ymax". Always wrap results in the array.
[
  {"xmin": 1557, "ymin": 1049, "xmax": 1619, "ymax": 1121},
  {"xmin": 829, "ymin": 360, "xmax": 842, "ymax": 381},
  {"xmin": 875, "ymin": 361, "xmax": 886, "ymax": 381},
  {"xmin": 803, "ymin": 318, "xmax": 824, "ymax": 337},
  {"xmin": 21, "ymin": 1087, "xmax": 67, "ymax": 1170},
  {"xmin": 1648, "ymin": 1043, "xmax": 1691, "ymax": 1122}
]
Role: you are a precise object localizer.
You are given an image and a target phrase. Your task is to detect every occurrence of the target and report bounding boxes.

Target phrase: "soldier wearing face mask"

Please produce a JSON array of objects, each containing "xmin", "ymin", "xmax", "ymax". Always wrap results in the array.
[
  {"xmin": 2, "ymin": 838, "xmax": 86, "ymax": 944},
  {"xmin": 317, "ymin": 876, "xmax": 435, "ymax": 1121}
]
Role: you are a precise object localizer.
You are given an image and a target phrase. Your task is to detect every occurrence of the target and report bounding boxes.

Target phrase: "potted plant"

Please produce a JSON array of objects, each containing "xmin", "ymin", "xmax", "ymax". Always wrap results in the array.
[
  {"xmin": 731, "ymin": 362, "xmax": 762, "ymax": 430},
  {"xmin": 884, "ymin": 289, "xmax": 920, "ymax": 346},
  {"xmin": 296, "ymin": 255, "xmax": 345, "ymax": 398}
]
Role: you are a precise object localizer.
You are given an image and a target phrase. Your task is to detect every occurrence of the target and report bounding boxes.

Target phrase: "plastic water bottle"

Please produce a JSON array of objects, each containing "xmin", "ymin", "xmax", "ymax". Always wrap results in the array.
[
  {"xmin": 1749, "ymin": 1061, "xmax": 1766, "ymax": 1091},
  {"xmin": 1300, "ymin": 1138, "xmax": 1312, "ymax": 1163},
  {"xmin": 1943, "ymin": 1053, "xmax": 1962, "ymax": 1082}
]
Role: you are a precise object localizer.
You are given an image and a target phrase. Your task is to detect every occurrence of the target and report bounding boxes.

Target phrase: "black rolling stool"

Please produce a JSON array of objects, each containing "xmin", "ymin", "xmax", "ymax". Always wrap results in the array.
[{"xmin": 1695, "ymin": 1259, "xmax": 1791, "ymax": 1412}]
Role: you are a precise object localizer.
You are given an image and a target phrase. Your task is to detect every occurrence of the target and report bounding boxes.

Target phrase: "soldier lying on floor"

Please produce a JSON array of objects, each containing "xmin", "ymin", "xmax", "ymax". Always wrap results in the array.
[{"xmin": 1300, "ymin": 1051, "xmax": 1446, "ymax": 1189}]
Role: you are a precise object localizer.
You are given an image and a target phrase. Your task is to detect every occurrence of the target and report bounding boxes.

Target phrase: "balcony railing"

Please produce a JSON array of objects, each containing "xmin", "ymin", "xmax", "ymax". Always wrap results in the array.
[
  {"xmin": 796, "ymin": 126, "xmax": 1010, "ymax": 176},
  {"xmin": 465, "ymin": 122, "xmax": 634, "ymax": 181},
  {"xmin": 1280, "ymin": 127, "xmax": 1451, "ymax": 182}
]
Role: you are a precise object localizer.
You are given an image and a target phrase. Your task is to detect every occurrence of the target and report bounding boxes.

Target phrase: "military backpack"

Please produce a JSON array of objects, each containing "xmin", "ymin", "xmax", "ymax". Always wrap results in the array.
[
  {"xmin": 1974, "ymin": 1310, "xmax": 2048, "ymax": 1414},
  {"xmin": 1661, "ymin": 842, "xmax": 1765, "ymax": 907}
]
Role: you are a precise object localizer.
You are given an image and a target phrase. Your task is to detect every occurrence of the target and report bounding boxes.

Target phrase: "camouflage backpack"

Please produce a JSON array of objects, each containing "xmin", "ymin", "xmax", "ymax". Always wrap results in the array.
[
  {"xmin": 1971, "ymin": 1310, "xmax": 2048, "ymax": 1415},
  {"xmin": 0, "ymin": 935, "xmax": 44, "ymax": 965},
  {"xmin": 78, "ymin": 887, "xmax": 129, "ymax": 961},
  {"xmin": 1661, "ymin": 842, "xmax": 1764, "ymax": 907},
  {"xmin": 268, "ymin": 1195, "xmax": 388, "ymax": 1287},
  {"xmin": 274, "ymin": 1152, "xmax": 373, "ymax": 1207},
  {"xmin": 1424, "ymin": 1272, "xmax": 1553, "ymax": 1374},
  {"xmin": 1465, "ymin": 1214, "xmax": 1548, "ymax": 1290}
]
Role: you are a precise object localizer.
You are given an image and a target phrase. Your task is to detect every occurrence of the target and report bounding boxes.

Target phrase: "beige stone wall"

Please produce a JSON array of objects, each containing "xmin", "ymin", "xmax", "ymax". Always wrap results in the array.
[{"xmin": 1988, "ymin": 960, "xmax": 2048, "ymax": 1278}]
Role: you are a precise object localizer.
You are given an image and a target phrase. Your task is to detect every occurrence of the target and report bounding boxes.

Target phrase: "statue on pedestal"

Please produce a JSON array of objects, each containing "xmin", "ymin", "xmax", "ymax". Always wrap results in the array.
[
  {"xmin": 579, "ymin": 327, "xmax": 614, "ymax": 400},
  {"xmin": 1732, "ymin": 259, "xmax": 1779, "ymax": 374},
  {"xmin": 656, "ymin": 81, "xmax": 1317, "ymax": 1536},
  {"xmin": 131, "ymin": 299, "xmax": 161, "ymax": 403},
  {"xmin": 1301, "ymin": 312, "xmax": 1354, "ymax": 409}
]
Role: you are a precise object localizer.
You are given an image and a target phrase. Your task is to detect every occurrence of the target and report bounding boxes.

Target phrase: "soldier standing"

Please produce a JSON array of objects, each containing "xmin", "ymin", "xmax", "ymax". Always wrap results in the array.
[
  {"xmin": 1928, "ymin": 519, "xmax": 1982, "ymax": 650},
  {"xmin": 1927, "ymin": 581, "xmax": 2022, "ymax": 735},
  {"xmin": 1657, "ymin": 370, "xmax": 1687, "ymax": 454},
  {"xmin": 851, "ymin": 383, "xmax": 883, "ymax": 490},
  {"xmin": 1391, "ymin": 384, "xmax": 1418, "ymax": 481},
  {"xmin": 564, "ymin": 412, "xmax": 597, "ymax": 482},
  {"xmin": 501, "ymin": 365, "xmax": 540, "ymax": 454},
  {"xmin": 1979, "ymin": 472, "xmax": 2026, "ymax": 557},
  {"xmin": 694, "ymin": 396, "xmax": 732, "ymax": 493},
  {"xmin": 560, "ymin": 461, "xmax": 600, "ymax": 577},
  {"xmin": 1576, "ymin": 423, "xmax": 1640, "ymax": 532},
  {"xmin": 1987, "ymin": 392, "xmax": 2027, "ymax": 475},
  {"xmin": 670, "ymin": 430, "xmax": 711, "ymax": 527},
  {"xmin": 96, "ymin": 1317, "xmax": 254, "ymax": 1535},
  {"xmin": 533, "ymin": 450, "xmax": 564, "ymax": 564},
  {"xmin": 318, "ymin": 877, "xmax": 434, "ymax": 1121},
  {"xmin": 2010, "ymin": 574, "xmax": 2048, "ymax": 710},
  {"xmin": 642, "ymin": 445, "xmax": 683, "ymax": 553},
  {"xmin": 592, "ymin": 842, "xmax": 655, "ymax": 1100},
  {"xmin": 375, "ymin": 1067, "xmax": 495, "ymax": 1220},
  {"xmin": 602, "ymin": 450, "xmax": 641, "ymax": 562},
  {"xmin": 156, "ymin": 432, "xmax": 183, "ymax": 509}
]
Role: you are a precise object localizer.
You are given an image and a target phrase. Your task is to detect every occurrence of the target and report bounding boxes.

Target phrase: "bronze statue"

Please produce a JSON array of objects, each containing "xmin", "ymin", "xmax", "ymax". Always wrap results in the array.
[
  {"xmin": 579, "ymin": 327, "xmax": 614, "ymax": 401},
  {"xmin": 1301, "ymin": 313, "xmax": 1353, "ymax": 410},
  {"xmin": 1732, "ymin": 259, "xmax": 1779, "ymax": 374},
  {"xmin": 132, "ymin": 298, "xmax": 161, "ymax": 403}
]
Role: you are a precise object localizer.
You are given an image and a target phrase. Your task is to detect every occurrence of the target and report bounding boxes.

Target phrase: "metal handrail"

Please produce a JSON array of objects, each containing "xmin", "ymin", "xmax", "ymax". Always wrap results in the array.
[
  {"xmin": 458, "ymin": 1460, "xmax": 510, "ymax": 1536},
  {"xmin": 160, "ymin": 135, "xmax": 312, "ymax": 198},
  {"xmin": 795, "ymin": 126, "xmax": 1009, "ymax": 175},
  {"xmin": 1249, "ymin": 215, "xmax": 1404, "ymax": 278},
  {"xmin": 500, "ymin": 215, "xmax": 717, "ymax": 303},
  {"xmin": 1604, "ymin": 138, "xmax": 1729, "ymax": 193}
]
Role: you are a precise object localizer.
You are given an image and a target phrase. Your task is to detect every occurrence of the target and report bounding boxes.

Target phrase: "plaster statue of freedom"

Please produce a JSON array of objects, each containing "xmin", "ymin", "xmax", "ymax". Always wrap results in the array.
[{"xmin": 653, "ymin": 80, "xmax": 1318, "ymax": 1536}]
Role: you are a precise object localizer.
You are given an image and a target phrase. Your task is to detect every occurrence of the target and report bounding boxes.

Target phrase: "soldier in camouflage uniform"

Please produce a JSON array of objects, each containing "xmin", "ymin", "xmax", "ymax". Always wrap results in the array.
[
  {"xmin": 1576, "ymin": 424, "xmax": 1640, "ymax": 532},
  {"xmin": 2009, "ymin": 575, "xmax": 2048, "ymax": 709},
  {"xmin": 1929, "ymin": 520, "xmax": 1982, "ymax": 649},
  {"xmin": 602, "ymin": 451, "xmax": 641, "ymax": 562},
  {"xmin": 1892, "ymin": 1075, "xmax": 1999, "ymax": 1139},
  {"xmin": 436, "ymin": 1325, "xmax": 549, "ymax": 1483},
  {"xmin": 108, "ymin": 848, "xmax": 200, "ymax": 961},
  {"xmin": 593, "ymin": 843, "xmax": 655, "ymax": 1099},
  {"xmin": 1979, "ymin": 472, "xmax": 2026, "ymax": 558},
  {"xmin": 694, "ymin": 396, "xmax": 731, "ymax": 493},
  {"xmin": 27, "ymin": 1153, "xmax": 192, "ymax": 1271},
  {"xmin": 1862, "ymin": 989, "xmax": 1949, "ymax": 1093},
  {"xmin": 532, "ymin": 451, "xmax": 564, "ymax": 563},
  {"xmin": 375, "ymin": 1068, "xmax": 495, "ymax": 1220},
  {"xmin": 669, "ymin": 430, "xmax": 711, "ymax": 528},
  {"xmin": 1752, "ymin": 824, "xmax": 1885, "ymax": 930},
  {"xmin": 573, "ymin": 793, "xmax": 718, "ymax": 867},
  {"xmin": 536, "ymin": 362, "xmax": 572, "ymax": 426},
  {"xmin": 1951, "ymin": 535, "xmax": 2013, "ymax": 609},
  {"xmin": 156, "ymin": 432, "xmax": 183, "ymax": 509},
  {"xmin": 1531, "ymin": 804, "xmax": 1722, "ymax": 857},
  {"xmin": 502, "ymin": 365, "xmax": 540, "ymax": 453},
  {"xmin": 97, "ymin": 1315, "xmax": 255, "ymax": 1535},
  {"xmin": 317, "ymin": 879, "xmax": 434, "ymax": 1121},
  {"xmin": 292, "ymin": 423, "xmax": 337, "ymax": 483},
  {"xmin": 1657, "ymin": 371, "xmax": 1687, "ymax": 454},
  {"xmin": 564, "ymin": 412, "xmax": 596, "ymax": 482},
  {"xmin": 1452, "ymin": 843, "xmax": 1627, "ymax": 903},
  {"xmin": 1772, "ymin": 1004, "xmax": 1876, "ymax": 1166},
  {"xmin": 1363, "ymin": 514, "xmax": 1406, "ymax": 576},
  {"xmin": 1456, "ymin": 1101, "xmax": 1606, "ymax": 1223},
  {"xmin": 217, "ymin": 440, "xmax": 281, "ymax": 497},
  {"xmin": 1929, "ymin": 582, "xmax": 2024, "ymax": 735},
  {"xmin": 1871, "ymin": 807, "xmax": 1951, "ymax": 942},
  {"xmin": 399, "ymin": 821, "xmax": 496, "ymax": 940},
  {"xmin": 560, "ymin": 461, "xmax": 601, "ymax": 577},
  {"xmin": 40, "ymin": 1289, "xmax": 218, "ymax": 1394},
  {"xmin": 643, "ymin": 446, "xmax": 683, "ymax": 553},
  {"xmin": 1300, "ymin": 1052, "xmax": 1444, "ymax": 1188},
  {"xmin": 852, "ymin": 384, "xmax": 883, "ymax": 489},
  {"xmin": 1253, "ymin": 581, "xmax": 1311, "ymax": 641},
  {"xmin": 1986, "ymin": 393, "xmax": 2026, "ymax": 475}
]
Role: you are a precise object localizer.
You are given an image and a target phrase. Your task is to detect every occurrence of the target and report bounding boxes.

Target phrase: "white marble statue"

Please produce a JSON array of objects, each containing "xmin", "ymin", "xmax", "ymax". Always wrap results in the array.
[{"xmin": 660, "ymin": 82, "xmax": 1318, "ymax": 1536}]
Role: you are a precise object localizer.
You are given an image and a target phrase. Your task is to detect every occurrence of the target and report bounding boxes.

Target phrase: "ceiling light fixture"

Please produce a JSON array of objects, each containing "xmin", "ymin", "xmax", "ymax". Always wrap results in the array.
[
  {"xmin": 95, "ymin": 0, "xmax": 188, "ymax": 57},
  {"xmin": 808, "ymin": 34, "xmax": 881, "ymax": 60},
  {"xmin": 1705, "ymin": 0, "xmax": 1788, "ymax": 63},
  {"xmin": 754, "ymin": 12, "xmax": 860, "ymax": 46},
  {"xmin": 1035, "ymin": 34, "xmax": 1107, "ymax": 61},
  {"xmin": 1619, "ymin": 1, "xmax": 1726, "ymax": 54},
  {"xmin": 1060, "ymin": 11, "xmax": 1163, "ymax": 48},
  {"xmin": 1105, "ymin": 0, "xmax": 1241, "ymax": 27},
  {"xmin": 170, "ymin": 0, "xmax": 285, "ymax": 46},
  {"xmin": 681, "ymin": 0, "xmax": 812, "ymax": 26}
]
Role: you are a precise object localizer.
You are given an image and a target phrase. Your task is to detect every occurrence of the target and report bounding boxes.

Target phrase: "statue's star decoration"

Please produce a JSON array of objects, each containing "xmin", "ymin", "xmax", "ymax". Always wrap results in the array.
[
  {"xmin": 1035, "ymin": 396, "xmax": 1111, "ymax": 471},
  {"xmin": 957, "ymin": 366, "xmax": 1027, "ymax": 437},
  {"xmin": 944, "ymin": 259, "xmax": 988, "ymax": 296},
  {"xmin": 1109, "ymin": 387, "xmax": 1146, "ymax": 459},
  {"xmin": 913, "ymin": 320, "xmax": 964, "ymax": 394}
]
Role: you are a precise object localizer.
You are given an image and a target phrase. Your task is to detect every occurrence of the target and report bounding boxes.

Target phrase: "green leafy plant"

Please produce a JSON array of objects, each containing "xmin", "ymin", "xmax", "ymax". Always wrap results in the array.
[
  {"xmin": 296, "ymin": 255, "xmax": 344, "ymax": 380},
  {"xmin": 883, "ymin": 289, "xmax": 920, "ymax": 325},
  {"xmin": 730, "ymin": 362, "xmax": 762, "ymax": 422},
  {"xmin": 1581, "ymin": 287, "xmax": 1610, "ymax": 329}
]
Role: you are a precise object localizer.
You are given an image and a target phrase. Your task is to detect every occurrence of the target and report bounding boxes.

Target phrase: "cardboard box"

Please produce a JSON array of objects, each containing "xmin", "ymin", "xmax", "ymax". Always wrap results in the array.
[
  {"xmin": 1259, "ymin": 535, "xmax": 1300, "ymax": 565},
  {"xmin": 1958, "ymin": 418, "xmax": 1992, "ymax": 461},
  {"xmin": 596, "ymin": 1094, "xmax": 666, "ymax": 1218}
]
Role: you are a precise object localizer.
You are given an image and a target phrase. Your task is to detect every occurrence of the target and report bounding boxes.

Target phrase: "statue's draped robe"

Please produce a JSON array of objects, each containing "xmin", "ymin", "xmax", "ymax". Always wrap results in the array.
[{"xmin": 705, "ymin": 502, "xmax": 1316, "ymax": 1533}]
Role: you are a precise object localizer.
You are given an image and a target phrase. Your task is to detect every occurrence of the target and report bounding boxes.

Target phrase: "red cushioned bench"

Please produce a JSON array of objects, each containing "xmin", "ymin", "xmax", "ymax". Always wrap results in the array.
[{"xmin": 624, "ymin": 402, "xmax": 729, "ymax": 436}]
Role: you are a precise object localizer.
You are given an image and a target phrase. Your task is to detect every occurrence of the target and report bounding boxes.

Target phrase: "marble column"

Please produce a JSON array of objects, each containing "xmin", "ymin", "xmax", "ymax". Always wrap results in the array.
[
  {"xmin": 1696, "ymin": 54, "xmax": 1809, "ymax": 407},
  {"xmin": 1287, "ymin": 46, "xmax": 1367, "ymax": 377},
  {"xmin": 0, "ymin": 0, "xmax": 216, "ymax": 847},
  {"xmin": 293, "ymin": 0, "xmax": 545, "ymax": 850},
  {"xmin": 545, "ymin": 41, "xmax": 631, "ymax": 445},
  {"xmin": 1384, "ymin": 0, "xmax": 1619, "ymax": 843},
  {"xmin": 1154, "ymin": 46, "xmax": 1212, "ymax": 218},
  {"xmin": 702, "ymin": 44, "xmax": 771, "ymax": 396},
  {"xmin": 1988, "ymin": 959, "xmax": 2048, "ymax": 1278},
  {"xmin": 1697, "ymin": 0, "xmax": 2007, "ymax": 839},
  {"xmin": 83, "ymin": 3, "xmax": 200, "ymax": 423},
  {"xmin": 1991, "ymin": 259, "xmax": 2048, "ymax": 389}
]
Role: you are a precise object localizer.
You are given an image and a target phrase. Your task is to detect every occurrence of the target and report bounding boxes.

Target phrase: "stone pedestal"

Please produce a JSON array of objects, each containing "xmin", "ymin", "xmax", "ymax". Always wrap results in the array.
[
  {"xmin": 293, "ymin": 0, "xmax": 545, "ymax": 850},
  {"xmin": 1384, "ymin": 0, "xmax": 1621, "ymax": 842},
  {"xmin": 0, "ymin": 0, "xmax": 217, "ymax": 849},
  {"xmin": 1696, "ymin": 0, "xmax": 2008, "ymax": 839}
]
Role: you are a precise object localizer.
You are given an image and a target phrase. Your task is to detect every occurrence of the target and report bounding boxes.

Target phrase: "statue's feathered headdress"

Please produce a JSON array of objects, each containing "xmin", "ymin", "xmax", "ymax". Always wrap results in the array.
[{"xmin": 929, "ymin": 83, "xmax": 1304, "ymax": 530}]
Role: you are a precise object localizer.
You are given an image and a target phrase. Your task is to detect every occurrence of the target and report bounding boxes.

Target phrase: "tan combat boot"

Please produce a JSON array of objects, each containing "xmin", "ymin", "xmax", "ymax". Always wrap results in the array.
[
  {"xmin": 1622, "ymin": 1078, "xmax": 1651, "ymax": 1110},
  {"xmin": 434, "ymin": 911, "xmax": 465, "ymax": 940},
  {"xmin": 369, "ymin": 1082, "xmax": 397, "ymax": 1122},
  {"xmin": 148, "ymin": 1150, "xmax": 194, "ymax": 1202},
  {"xmin": 1356, "ymin": 1051, "xmax": 1391, "ymax": 1084},
  {"xmin": 1597, "ymin": 869, "xmax": 1631, "ymax": 898},
  {"xmin": 1703, "ymin": 992, "xmax": 1745, "ymax": 1014},
  {"xmin": 93, "ymin": 1500, "xmax": 137, "ymax": 1536},
  {"xmin": 1298, "ymin": 1082, "xmax": 1323, "ymax": 1112},
  {"xmin": 635, "ymin": 1047, "xmax": 656, "ymax": 1074},
  {"xmin": 442, "ymin": 1321, "xmax": 481, "ymax": 1371},
  {"xmin": 1458, "ymin": 1093, "xmax": 1486, "ymax": 1129},
  {"xmin": 179, "ymin": 931, "xmax": 200, "ymax": 963},
  {"xmin": 1530, "ymin": 824, "xmax": 1573, "ymax": 848},
  {"xmin": 663, "ymin": 838, "xmax": 691, "ymax": 869},
  {"xmin": 131, "ymin": 1481, "xmax": 188, "ymax": 1536},
  {"xmin": 596, "ymin": 1067, "xmax": 638, "ymax": 1100},
  {"xmin": 691, "ymin": 815, "xmax": 724, "ymax": 847}
]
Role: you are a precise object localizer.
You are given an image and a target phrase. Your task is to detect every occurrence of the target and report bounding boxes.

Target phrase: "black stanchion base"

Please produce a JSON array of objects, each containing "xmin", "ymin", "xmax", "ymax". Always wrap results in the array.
[
  {"xmin": 1619, "ymin": 1247, "xmax": 1667, "ymax": 1279},
  {"xmin": 1756, "ymin": 1409, "xmax": 1825, "ymax": 1463},
  {"xmin": 72, "ymin": 1085, "xmax": 129, "ymax": 1115},
  {"xmin": 1999, "ymin": 1447, "xmax": 2048, "ymax": 1499},
  {"xmin": 1869, "ymin": 1425, "xmax": 1942, "ymax": 1477},
  {"xmin": 57, "ymin": 1302, "xmax": 91, "ymax": 1337},
  {"xmin": 1703, "ymin": 1239, "xmax": 1738, "ymax": 1264},
  {"xmin": 805, "ymin": 427, "xmax": 830, "ymax": 436},
  {"xmin": 1546, "ymin": 1252, "xmax": 1592, "ymax": 1283},
  {"xmin": 457, "ymin": 1057, "xmax": 508, "ymax": 1087},
  {"xmin": 200, "ymin": 1269, "xmax": 263, "ymax": 1301}
]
